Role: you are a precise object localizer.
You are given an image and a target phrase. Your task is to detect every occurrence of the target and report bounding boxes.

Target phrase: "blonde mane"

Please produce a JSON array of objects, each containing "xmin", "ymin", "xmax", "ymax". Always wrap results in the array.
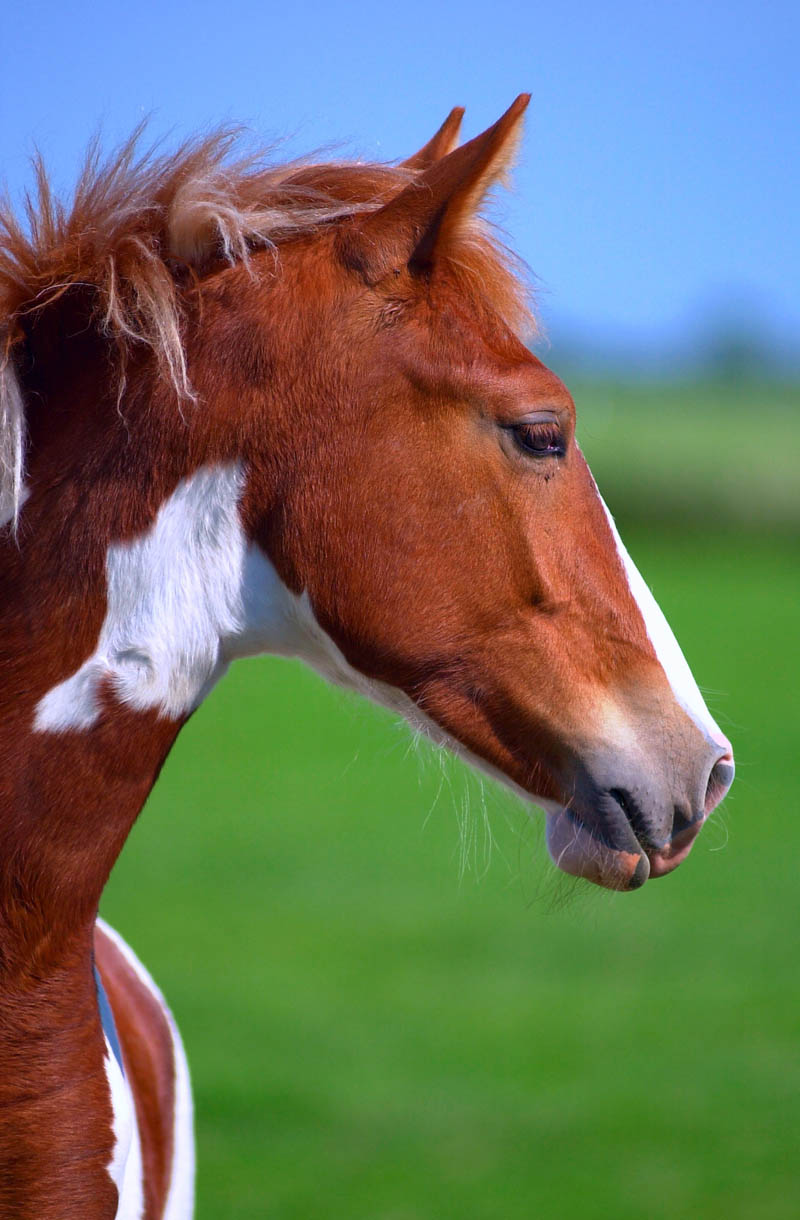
[{"xmin": 0, "ymin": 125, "xmax": 533, "ymax": 530}]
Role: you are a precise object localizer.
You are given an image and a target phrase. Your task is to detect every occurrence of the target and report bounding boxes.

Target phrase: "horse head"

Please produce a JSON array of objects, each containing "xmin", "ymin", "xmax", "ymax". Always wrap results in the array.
[
  {"xmin": 3, "ymin": 99, "xmax": 733, "ymax": 894},
  {"xmin": 186, "ymin": 97, "xmax": 734, "ymax": 890}
]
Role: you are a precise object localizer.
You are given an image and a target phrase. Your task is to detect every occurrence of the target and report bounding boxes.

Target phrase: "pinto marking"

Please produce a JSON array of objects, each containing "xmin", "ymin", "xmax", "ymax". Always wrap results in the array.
[
  {"xmin": 96, "ymin": 919, "xmax": 195, "ymax": 1220},
  {"xmin": 33, "ymin": 464, "xmax": 251, "ymax": 731},
  {"xmin": 104, "ymin": 1033, "xmax": 145, "ymax": 1220}
]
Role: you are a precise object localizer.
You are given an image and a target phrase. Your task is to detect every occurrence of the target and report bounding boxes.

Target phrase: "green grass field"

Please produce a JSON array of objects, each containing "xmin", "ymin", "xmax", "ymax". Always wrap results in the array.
[
  {"xmin": 101, "ymin": 384, "xmax": 800, "ymax": 1219},
  {"xmin": 573, "ymin": 378, "xmax": 800, "ymax": 533}
]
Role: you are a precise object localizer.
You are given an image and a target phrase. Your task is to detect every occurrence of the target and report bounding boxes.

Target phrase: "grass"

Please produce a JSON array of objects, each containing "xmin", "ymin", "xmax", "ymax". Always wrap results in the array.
[
  {"xmin": 574, "ymin": 379, "xmax": 800, "ymax": 532},
  {"xmin": 101, "ymin": 385, "xmax": 800, "ymax": 1219}
]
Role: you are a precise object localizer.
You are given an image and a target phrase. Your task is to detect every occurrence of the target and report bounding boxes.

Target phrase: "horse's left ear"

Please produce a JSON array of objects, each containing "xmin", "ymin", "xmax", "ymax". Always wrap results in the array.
[
  {"xmin": 400, "ymin": 107, "xmax": 465, "ymax": 170},
  {"xmin": 339, "ymin": 94, "xmax": 530, "ymax": 285}
]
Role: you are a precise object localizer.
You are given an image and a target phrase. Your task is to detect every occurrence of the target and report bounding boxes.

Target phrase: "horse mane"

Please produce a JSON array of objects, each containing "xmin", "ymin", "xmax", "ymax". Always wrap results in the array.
[{"xmin": 0, "ymin": 125, "xmax": 534, "ymax": 529}]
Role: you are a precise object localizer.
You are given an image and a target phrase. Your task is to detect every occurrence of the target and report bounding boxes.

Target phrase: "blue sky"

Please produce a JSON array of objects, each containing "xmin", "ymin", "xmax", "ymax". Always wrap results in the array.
[{"xmin": 2, "ymin": 0, "xmax": 797, "ymax": 363}]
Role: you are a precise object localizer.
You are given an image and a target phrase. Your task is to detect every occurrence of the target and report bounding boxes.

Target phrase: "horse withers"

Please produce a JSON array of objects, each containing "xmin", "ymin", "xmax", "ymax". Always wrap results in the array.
[{"xmin": 0, "ymin": 97, "xmax": 733, "ymax": 1217}]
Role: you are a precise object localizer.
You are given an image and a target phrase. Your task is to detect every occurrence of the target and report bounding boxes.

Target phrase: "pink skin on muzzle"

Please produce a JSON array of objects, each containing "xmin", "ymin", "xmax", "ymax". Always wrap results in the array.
[
  {"xmin": 647, "ymin": 735, "xmax": 734, "ymax": 879},
  {"xmin": 546, "ymin": 735, "xmax": 735, "ymax": 892}
]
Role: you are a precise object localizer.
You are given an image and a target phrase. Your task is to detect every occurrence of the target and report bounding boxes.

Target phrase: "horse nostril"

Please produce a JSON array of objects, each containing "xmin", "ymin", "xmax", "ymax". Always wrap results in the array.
[
  {"xmin": 608, "ymin": 787, "xmax": 655, "ymax": 849},
  {"xmin": 671, "ymin": 805, "xmax": 696, "ymax": 838},
  {"xmin": 705, "ymin": 754, "xmax": 735, "ymax": 813}
]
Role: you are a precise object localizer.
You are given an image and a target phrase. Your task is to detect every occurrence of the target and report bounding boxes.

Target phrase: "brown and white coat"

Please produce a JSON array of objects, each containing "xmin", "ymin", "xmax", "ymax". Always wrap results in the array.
[{"xmin": 0, "ymin": 99, "xmax": 733, "ymax": 1216}]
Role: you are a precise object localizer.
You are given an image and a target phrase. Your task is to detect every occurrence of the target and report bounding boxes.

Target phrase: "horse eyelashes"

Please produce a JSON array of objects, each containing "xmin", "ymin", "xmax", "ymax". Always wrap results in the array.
[{"xmin": 510, "ymin": 422, "xmax": 566, "ymax": 457}]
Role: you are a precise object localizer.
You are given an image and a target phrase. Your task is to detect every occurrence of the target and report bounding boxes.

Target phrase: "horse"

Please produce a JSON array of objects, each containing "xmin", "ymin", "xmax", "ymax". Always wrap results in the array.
[{"xmin": 0, "ymin": 96, "xmax": 734, "ymax": 1218}]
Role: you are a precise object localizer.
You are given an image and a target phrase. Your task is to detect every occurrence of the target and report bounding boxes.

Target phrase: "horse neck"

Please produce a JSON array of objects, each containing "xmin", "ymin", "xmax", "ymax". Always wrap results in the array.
[
  {"xmin": 0, "ymin": 350, "xmax": 194, "ymax": 975},
  {"xmin": 0, "ymin": 344, "xmax": 208, "ymax": 1214}
]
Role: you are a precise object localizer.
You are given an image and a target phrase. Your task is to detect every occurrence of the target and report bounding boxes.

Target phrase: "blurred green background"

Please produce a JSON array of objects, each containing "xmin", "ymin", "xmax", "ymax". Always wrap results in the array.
[{"xmin": 102, "ymin": 377, "xmax": 799, "ymax": 1220}]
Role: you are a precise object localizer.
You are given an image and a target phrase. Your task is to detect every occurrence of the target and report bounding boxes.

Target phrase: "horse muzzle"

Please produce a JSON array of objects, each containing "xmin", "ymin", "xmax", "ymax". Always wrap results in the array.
[{"xmin": 544, "ymin": 742, "xmax": 735, "ymax": 891}]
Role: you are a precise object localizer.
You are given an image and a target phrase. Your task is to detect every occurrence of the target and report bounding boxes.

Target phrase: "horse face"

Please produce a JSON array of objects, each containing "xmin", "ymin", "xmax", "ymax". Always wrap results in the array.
[
  {"xmin": 238, "ymin": 97, "xmax": 733, "ymax": 890},
  {"xmin": 250, "ymin": 242, "xmax": 732, "ymax": 891}
]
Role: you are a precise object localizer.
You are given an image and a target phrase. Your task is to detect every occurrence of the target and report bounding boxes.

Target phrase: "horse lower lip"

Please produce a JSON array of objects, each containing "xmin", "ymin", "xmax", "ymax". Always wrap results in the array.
[
  {"xmin": 545, "ymin": 809, "xmax": 650, "ymax": 891},
  {"xmin": 646, "ymin": 819, "xmax": 705, "ymax": 877}
]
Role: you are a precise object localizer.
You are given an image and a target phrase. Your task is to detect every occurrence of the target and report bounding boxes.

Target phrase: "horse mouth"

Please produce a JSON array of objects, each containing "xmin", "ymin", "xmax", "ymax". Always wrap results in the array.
[{"xmin": 544, "ymin": 806, "xmax": 707, "ymax": 891}]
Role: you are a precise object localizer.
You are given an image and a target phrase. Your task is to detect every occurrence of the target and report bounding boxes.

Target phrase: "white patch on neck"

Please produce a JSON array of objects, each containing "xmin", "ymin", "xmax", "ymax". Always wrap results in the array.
[
  {"xmin": 35, "ymin": 464, "xmax": 253, "ymax": 731},
  {"xmin": 104, "ymin": 1037, "xmax": 144, "ymax": 1220},
  {"xmin": 599, "ymin": 494, "xmax": 726, "ymax": 744}
]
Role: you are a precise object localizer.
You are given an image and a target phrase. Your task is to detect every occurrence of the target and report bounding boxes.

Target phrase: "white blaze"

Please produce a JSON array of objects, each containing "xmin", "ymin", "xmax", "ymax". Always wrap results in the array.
[{"xmin": 600, "ymin": 495, "xmax": 728, "ymax": 748}]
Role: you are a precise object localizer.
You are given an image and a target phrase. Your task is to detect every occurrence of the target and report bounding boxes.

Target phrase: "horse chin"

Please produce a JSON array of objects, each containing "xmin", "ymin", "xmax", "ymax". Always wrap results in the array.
[{"xmin": 545, "ymin": 808, "xmax": 651, "ymax": 892}]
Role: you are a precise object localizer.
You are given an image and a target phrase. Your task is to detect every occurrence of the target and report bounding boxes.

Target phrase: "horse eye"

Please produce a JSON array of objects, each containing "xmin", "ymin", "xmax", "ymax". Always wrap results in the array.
[{"xmin": 510, "ymin": 421, "xmax": 566, "ymax": 458}]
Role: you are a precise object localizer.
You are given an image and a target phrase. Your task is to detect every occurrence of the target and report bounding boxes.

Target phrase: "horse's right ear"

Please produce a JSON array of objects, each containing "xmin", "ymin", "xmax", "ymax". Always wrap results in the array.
[
  {"xmin": 400, "ymin": 107, "xmax": 465, "ymax": 170},
  {"xmin": 338, "ymin": 95, "xmax": 530, "ymax": 286}
]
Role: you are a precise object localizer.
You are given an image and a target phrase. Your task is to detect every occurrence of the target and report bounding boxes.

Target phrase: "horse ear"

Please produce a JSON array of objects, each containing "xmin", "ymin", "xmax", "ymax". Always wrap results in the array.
[
  {"xmin": 400, "ymin": 107, "xmax": 465, "ymax": 170},
  {"xmin": 339, "ymin": 94, "xmax": 530, "ymax": 285}
]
